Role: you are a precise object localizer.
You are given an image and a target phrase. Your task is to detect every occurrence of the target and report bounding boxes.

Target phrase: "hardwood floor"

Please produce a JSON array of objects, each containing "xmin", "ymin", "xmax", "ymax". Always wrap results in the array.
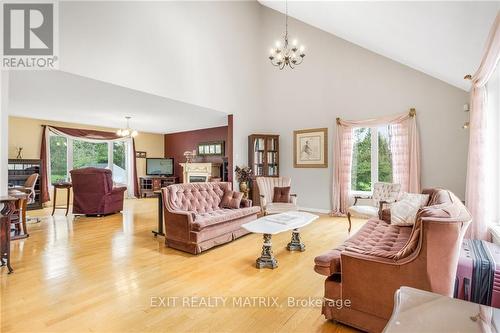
[{"xmin": 1, "ymin": 199, "xmax": 364, "ymax": 333}]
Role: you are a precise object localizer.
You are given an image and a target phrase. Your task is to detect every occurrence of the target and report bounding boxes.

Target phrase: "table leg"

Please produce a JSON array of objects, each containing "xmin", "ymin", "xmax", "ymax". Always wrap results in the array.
[
  {"xmin": 1, "ymin": 202, "xmax": 16, "ymax": 273},
  {"xmin": 21, "ymin": 199, "xmax": 28, "ymax": 237},
  {"xmin": 51, "ymin": 187, "xmax": 57, "ymax": 216},
  {"xmin": 256, "ymin": 233, "xmax": 278, "ymax": 269},
  {"xmin": 286, "ymin": 228, "xmax": 305, "ymax": 252},
  {"xmin": 65, "ymin": 187, "xmax": 70, "ymax": 216}
]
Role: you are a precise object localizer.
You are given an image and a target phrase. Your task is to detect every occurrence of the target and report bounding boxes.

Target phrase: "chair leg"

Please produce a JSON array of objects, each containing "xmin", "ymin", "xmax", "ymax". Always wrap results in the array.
[{"xmin": 347, "ymin": 212, "xmax": 352, "ymax": 233}]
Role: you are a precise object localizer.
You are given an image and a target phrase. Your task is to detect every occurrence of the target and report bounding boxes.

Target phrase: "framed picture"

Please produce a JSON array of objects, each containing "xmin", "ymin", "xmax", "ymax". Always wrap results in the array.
[
  {"xmin": 136, "ymin": 151, "xmax": 147, "ymax": 158},
  {"xmin": 197, "ymin": 141, "xmax": 225, "ymax": 156},
  {"xmin": 293, "ymin": 128, "xmax": 328, "ymax": 168}
]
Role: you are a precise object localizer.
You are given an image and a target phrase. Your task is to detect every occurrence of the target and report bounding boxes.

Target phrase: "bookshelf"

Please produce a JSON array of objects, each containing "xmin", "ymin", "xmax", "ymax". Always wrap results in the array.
[
  {"xmin": 7, "ymin": 159, "xmax": 43, "ymax": 210},
  {"xmin": 248, "ymin": 134, "xmax": 279, "ymax": 205}
]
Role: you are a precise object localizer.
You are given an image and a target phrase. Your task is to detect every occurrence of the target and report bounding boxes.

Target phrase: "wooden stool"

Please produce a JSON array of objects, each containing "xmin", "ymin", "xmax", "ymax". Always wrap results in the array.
[{"xmin": 52, "ymin": 182, "xmax": 72, "ymax": 216}]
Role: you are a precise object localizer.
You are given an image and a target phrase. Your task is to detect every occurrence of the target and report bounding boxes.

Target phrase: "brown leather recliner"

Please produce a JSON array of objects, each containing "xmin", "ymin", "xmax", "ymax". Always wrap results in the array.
[
  {"xmin": 314, "ymin": 188, "xmax": 471, "ymax": 333},
  {"xmin": 70, "ymin": 168, "xmax": 127, "ymax": 216}
]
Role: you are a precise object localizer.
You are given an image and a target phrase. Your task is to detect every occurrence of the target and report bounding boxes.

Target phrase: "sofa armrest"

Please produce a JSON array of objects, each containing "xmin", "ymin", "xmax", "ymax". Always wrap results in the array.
[
  {"xmin": 163, "ymin": 209, "xmax": 196, "ymax": 242},
  {"xmin": 353, "ymin": 195, "xmax": 372, "ymax": 206},
  {"xmin": 378, "ymin": 200, "xmax": 391, "ymax": 219},
  {"xmin": 241, "ymin": 198, "xmax": 252, "ymax": 208},
  {"xmin": 340, "ymin": 251, "xmax": 420, "ymax": 320},
  {"xmin": 166, "ymin": 209, "xmax": 195, "ymax": 223},
  {"xmin": 289, "ymin": 194, "xmax": 298, "ymax": 205}
]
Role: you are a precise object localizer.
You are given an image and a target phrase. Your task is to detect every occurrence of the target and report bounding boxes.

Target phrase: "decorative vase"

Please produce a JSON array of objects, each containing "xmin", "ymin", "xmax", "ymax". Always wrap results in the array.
[{"xmin": 239, "ymin": 181, "xmax": 249, "ymax": 199}]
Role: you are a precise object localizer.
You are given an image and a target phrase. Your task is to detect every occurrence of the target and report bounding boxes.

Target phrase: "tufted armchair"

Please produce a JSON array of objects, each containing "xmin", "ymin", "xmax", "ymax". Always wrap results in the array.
[
  {"xmin": 256, "ymin": 176, "xmax": 298, "ymax": 215},
  {"xmin": 162, "ymin": 182, "xmax": 260, "ymax": 254},
  {"xmin": 347, "ymin": 182, "xmax": 401, "ymax": 232}
]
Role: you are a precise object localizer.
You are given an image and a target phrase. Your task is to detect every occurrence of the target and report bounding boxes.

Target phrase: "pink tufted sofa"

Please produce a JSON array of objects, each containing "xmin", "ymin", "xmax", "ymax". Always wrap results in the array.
[
  {"xmin": 162, "ymin": 182, "xmax": 260, "ymax": 254},
  {"xmin": 314, "ymin": 188, "xmax": 471, "ymax": 333}
]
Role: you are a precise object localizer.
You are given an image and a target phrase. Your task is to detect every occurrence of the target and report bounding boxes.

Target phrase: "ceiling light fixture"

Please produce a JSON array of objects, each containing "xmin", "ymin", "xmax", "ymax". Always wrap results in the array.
[
  {"xmin": 268, "ymin": 0, "xmax": 306, "ymax": 70},
  {"xmin": 117, "ymin": 116, "xmax": 138, "ymax": 138}
]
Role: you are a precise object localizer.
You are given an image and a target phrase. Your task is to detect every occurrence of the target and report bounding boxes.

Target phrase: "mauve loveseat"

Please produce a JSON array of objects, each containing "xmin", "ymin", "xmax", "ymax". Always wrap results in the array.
[
  {"xmin": 314, "ymin": 188, "xmax": 471, "ymax": 333},
  {"xmin": 70, "ymin": 167, "xmax": 127, "ymax": 216},
  {"xmin": 162, "ymin": 182, "xmax": 260, "ymax": 254}
]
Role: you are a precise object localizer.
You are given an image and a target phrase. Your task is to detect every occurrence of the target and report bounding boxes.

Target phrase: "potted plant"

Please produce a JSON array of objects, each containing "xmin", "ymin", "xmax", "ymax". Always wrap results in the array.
[{"xmin": 235, "ymin": 165, "xmax": 252, "ymax": 199}]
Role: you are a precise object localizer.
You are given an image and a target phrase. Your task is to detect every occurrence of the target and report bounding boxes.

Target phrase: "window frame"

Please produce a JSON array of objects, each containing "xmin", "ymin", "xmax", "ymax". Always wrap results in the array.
[
  {"xmin": 350, "ymin": 126, "xmax": 391, "ymax": 196},
  {"xmin": 48, "ymin": 133, "xmax": 129, "ymax": 186}
]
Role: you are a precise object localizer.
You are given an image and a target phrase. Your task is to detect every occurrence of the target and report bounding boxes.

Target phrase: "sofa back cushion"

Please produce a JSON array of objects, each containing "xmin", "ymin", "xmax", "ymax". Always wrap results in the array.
[{"xmin": 165, "ymin": 182, "xmax": 231, "ymax": 213}]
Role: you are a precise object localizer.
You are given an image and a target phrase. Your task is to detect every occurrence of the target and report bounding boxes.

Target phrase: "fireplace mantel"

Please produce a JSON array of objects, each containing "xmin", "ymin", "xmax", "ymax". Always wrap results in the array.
[{"xmin": 180, "ymin": 163, "xmax": 212, "ymax": 183}]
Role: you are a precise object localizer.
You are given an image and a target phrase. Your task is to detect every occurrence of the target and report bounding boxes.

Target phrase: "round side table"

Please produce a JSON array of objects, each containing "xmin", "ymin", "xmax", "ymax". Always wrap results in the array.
[{"xmin": 51, "ymin": 182, "xmax": 72, "ymax": 216}]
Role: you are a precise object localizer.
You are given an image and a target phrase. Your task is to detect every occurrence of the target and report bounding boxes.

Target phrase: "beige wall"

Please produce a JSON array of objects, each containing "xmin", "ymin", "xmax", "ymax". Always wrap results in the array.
[{"xmin": 8, "ymin": 116, "xmax": 164, "ymax": 206}]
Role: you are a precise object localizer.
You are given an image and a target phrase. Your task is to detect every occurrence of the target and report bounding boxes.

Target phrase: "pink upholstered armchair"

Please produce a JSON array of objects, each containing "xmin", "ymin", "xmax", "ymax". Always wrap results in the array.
[
  {"xmin": 256, "ymin": 176, "xmax": 298, "ymax": 215},
  {"xmin": 70, "ymin": 168, "xmax": 127, "ymax": 216}
]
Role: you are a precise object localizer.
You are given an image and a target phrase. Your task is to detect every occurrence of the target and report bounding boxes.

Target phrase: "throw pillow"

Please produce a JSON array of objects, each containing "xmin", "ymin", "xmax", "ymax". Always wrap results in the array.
[
  {"xmin": 273, "ymin": 186, "xmax": 291, "ymax": 203},
  {"xmin": 390, "ymin": 192, "xmax": 430, "ymax": 226},
  {"xmin": 221, "ymin": 190, "xmax": 243, "ymax": 209}
]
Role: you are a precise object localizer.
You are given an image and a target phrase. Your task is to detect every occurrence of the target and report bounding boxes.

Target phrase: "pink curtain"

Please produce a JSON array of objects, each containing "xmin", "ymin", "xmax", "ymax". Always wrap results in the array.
[
  {"xmin": 465, "ymin": 12, "xmax": 500, "ymax": 241},
  {"xmin": 331, "ymin": 110, "xmax": 420, "ymax": 215},
  {"xmin": 331, "ymin": 124, "xmax": 353, "ymax": 216}
]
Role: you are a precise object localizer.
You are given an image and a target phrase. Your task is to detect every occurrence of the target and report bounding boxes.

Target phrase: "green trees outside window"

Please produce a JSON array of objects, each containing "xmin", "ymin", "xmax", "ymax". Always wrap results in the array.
[
  {"xmin": 49, "ymin": 135, "xmax": 128, "ymax": 184},
  {"xmin": 49, "ymin": 136, "xmax": 68, "ymax": 183},
  {"xmin": 351, "ymin": 126, "xmax": 393, "ymax": 192}
]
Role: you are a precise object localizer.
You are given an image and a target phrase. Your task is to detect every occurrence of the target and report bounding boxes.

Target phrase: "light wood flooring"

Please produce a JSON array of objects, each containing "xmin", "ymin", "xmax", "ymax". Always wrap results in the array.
[{"xmin": 1, "ymin": 198, "xmax": 365, "ymax": 333}]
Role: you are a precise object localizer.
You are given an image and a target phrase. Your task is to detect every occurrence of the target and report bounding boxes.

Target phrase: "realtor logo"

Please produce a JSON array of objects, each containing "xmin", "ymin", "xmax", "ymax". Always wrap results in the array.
[{"xmin": 1, "ymin": 2, "xmax": 58, "ymax": 69}]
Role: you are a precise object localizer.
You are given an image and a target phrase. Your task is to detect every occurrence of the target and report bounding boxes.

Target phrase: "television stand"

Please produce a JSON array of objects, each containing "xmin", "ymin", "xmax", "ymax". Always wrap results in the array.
[{"xmin": 139, "ymin": 176, "xmax": 178, "ymax": 198}]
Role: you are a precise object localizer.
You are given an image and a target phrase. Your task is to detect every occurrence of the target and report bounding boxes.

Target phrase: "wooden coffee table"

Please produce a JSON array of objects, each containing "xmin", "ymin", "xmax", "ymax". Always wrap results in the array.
[{"xmin": 242, "ymin": 211, "xmax": 319, "ymax": 269}]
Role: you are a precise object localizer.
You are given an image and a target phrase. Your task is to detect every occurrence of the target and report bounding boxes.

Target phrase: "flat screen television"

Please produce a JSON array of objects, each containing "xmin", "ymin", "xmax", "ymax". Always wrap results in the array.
[{"xmin": 146, "ymin": 158, "xmax": 174, "ymax": 176}]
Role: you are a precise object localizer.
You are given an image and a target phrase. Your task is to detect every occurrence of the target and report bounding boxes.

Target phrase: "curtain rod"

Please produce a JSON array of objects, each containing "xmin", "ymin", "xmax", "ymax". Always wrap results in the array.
[{"xmin": 336, "ymin": 108, "xmax": 416, "ymax": 125}]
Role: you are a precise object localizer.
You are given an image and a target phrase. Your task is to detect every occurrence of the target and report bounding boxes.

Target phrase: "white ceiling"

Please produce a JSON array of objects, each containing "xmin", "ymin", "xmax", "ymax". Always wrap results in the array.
[
  {"xmin": 8, "ymin": 71, "xmax": 228, "ymax": 134},
  {"xmin": 259, "ymin": 1, "xmax": 499, "ymax": 91}
]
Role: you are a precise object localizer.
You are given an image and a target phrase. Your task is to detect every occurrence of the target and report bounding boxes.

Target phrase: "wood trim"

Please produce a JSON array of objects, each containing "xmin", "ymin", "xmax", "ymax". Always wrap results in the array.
[{"xmin": 293, "ymin": 128, "xmax": 328, "ymax": 168}]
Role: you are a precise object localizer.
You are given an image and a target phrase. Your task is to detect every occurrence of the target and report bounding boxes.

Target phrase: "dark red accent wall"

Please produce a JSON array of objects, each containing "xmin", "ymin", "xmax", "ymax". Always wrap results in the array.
[{"xmin": 164, "ymin": 125, "xmax": 229, "ymax": 182}]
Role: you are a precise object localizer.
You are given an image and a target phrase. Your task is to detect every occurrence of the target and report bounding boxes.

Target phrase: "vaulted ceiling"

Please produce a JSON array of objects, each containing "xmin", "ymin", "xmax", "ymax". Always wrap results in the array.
[
  {"xmin": 260, "ymin": 1, "xmax": 499, "ymax": 91},
  {"xmin": 8, "ymin": 1, "xmax": 498, "ymax": 134}
]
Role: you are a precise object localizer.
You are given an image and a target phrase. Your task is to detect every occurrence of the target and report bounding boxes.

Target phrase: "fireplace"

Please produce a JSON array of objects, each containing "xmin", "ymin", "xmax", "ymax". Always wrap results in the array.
[
  {"xmin": 180, "ymin": 163, "xmax": 212, "ymax": 183},
  {"xmin": 189, "ymin": 175, "xmax": 209, "ymax": 183}
]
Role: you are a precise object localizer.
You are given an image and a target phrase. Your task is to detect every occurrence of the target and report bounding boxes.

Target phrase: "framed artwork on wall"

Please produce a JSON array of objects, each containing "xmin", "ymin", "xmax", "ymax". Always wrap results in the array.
[
  {"xmin": 197, "ymin": 141, "xmax": 225, "ymax": 156},
  {"xmin": 293, "ymin": 128, "xmax": 328, "ymax": 168}
]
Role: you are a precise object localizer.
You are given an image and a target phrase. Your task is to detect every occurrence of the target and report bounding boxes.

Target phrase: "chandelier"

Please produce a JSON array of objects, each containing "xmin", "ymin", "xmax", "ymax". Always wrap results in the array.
[
  {"xmin": 268, "ymin": 0, "xmax": 306, "ymax": 70},
  {"xmin": 116, "ymin": 116, "xmax": 138, "ymax": 138}
]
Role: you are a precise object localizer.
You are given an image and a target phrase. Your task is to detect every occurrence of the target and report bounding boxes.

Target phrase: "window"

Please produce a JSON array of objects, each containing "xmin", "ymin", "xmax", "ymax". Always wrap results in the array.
[
  {"xmin": 49, "ymin": 134, "xmax": 128, "ymax": 185},
  {"xmin": 73, "ymin": 140, "xmax": 108, "ymax": 169},
  {"xmin": 351, "ymin": 125, "xmax": 393, "ymax": 193},
  {"xmin": 49, "ymin": 136, "xmax": 68, "ymax": 183},
  {"xmin": 112, "ymin": 141, "xmax": 127, "ymax": 184}
]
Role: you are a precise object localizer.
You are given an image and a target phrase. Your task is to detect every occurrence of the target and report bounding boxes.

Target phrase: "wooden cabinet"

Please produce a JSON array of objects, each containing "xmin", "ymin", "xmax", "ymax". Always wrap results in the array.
[
  {"xmin": 139, "ymin": 176, "xmax": 178, "ymax": 198},
  {"xmin": 248, "ymin": 134, "xmax": 279, "ymax": 206},
  {"xmin": 7, "ymin": 159, "xmax": 42, "ymax": 210}
]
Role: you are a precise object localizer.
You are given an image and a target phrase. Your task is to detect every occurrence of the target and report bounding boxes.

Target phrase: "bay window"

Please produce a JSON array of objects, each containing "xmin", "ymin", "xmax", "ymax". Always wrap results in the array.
[{"xmin": 49, "ymin": 134, "xmax": 129, "ymax": 186}]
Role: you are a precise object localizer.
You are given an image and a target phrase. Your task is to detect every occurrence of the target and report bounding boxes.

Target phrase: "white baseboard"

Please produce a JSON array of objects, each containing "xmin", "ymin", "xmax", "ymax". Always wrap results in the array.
[{"xmin": 298, "ymin": 206, "xmax": 330, "ymax": 214}]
